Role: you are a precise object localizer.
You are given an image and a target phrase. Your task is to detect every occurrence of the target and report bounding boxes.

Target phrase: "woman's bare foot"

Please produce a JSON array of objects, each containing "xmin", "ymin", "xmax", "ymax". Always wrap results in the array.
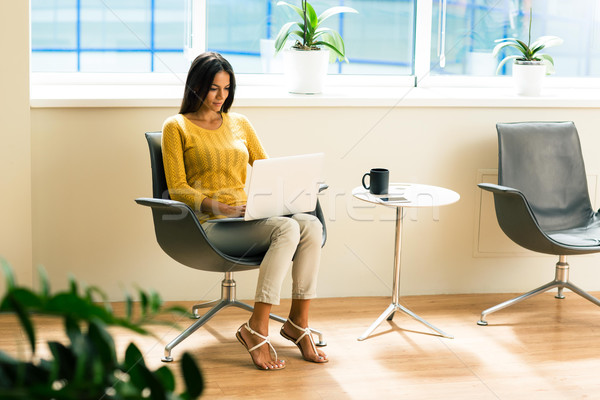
[
  {"xmin": 236, "ymin": 322, "xmax": 285, "ymax": 370},
  {"xmin": 281, "ymin": 319, "xmax": 328, "ymax": 363}
]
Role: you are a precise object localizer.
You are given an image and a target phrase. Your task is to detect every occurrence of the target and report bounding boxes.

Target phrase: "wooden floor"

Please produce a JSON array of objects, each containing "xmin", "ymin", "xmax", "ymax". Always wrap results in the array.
[{"xmin": 4, "ymin": 292, "xmax": 600, "ymax": 399}]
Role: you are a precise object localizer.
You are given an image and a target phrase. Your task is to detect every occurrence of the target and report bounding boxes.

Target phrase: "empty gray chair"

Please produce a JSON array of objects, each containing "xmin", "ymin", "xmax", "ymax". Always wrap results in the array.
[
  {"xmin": 136, "ymin": 132, "xmax": 327, "ymax": 361},
  {"xmin": 478, "ymin": 121, "xmax": 600, "ymax": 325}
]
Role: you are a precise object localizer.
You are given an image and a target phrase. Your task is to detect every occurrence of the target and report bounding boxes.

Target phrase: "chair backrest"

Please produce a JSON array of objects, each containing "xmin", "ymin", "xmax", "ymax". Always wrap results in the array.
[
  {"xmin": 497, "ymin": 121, "xmax": 594, "ymax": 232},
  {"xmin": 145, "ymin": 131, "xmax": 170, "ymax": 199}
]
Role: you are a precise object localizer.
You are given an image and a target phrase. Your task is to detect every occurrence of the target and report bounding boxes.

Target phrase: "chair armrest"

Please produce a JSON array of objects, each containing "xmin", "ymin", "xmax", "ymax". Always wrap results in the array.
[
  {"xmin": 477, "ymin": 184, "xmax": 567, "ymax": 254},
  {"xmin": 477, "ymin": 183, "xmax": 521, "ymax": 194},
  {"xmin": 135, "ymin": 198, "xmax": 195, "ymax": 220},
  {"xmin": 135, "ymin": 197, "xmax": 188, "ymax": 209}
]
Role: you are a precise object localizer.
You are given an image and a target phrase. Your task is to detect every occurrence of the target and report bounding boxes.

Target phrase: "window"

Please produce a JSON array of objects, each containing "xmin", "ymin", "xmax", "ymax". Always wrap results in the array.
[
  {"xmin": 31, "ymin": 0, "xmax": 189, "ymax": 73},
  {"xmin": 430, "ymin": 0, "xmax": 600, "ymax": 77},
  {"xmin": 31, "ymin": 0, "xmax": 600, "ymax": 78},
  {"xmin": 206, "ymin": 0, "xmax": 415, "ymax": 75},
  {"xmin": 32, "ymin": 0, "xmax": 416, "ymax": 75}
]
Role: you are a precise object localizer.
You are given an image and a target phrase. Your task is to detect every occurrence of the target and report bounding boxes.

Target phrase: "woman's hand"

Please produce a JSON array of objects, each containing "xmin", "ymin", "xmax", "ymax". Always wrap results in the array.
[
  {"xmin": 223, "ymin": 204, "xmax": 246, "ymax": 217},
  {"xmin": 201, "ymin": 198, "xmax": 245, "ymax": 217}
]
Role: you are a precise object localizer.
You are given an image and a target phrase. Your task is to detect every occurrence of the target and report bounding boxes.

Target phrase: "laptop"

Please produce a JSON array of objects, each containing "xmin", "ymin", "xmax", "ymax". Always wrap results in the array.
[{"xmin": 207, "ymin": 153, "xmax": 325, "ymax": 223}]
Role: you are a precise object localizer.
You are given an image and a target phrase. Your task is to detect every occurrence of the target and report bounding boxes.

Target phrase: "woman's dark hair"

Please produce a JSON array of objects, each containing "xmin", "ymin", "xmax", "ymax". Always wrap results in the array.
[{"xmin": 179, "ymin": 52, "xmax": 236, "ymax": 114}]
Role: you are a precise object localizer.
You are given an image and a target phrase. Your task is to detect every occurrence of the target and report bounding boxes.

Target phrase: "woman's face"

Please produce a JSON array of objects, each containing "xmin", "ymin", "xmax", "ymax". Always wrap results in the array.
[{"xmin": 201, "ymin": 70, "xmax": 230, "ymax": 113}]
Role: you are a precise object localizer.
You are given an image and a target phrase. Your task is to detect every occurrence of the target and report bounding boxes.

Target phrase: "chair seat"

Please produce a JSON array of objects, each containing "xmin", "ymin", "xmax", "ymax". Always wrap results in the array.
[{"xmin": 548, "ymin": 216, "xmax": 600, "ymax": 247}]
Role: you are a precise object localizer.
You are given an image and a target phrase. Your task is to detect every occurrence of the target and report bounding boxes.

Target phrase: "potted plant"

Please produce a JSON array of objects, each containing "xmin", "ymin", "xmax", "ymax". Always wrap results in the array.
[
  {"xmin": 0, "ymin": 263, "xmax": 204, "ymax": 400},
  {"xmin": 493, "ymin": 8, "xmax": 563, "ymax": 96},
  {"xmin": 274, "ymin": 0, "xmax": 358, "ymax": 94}
]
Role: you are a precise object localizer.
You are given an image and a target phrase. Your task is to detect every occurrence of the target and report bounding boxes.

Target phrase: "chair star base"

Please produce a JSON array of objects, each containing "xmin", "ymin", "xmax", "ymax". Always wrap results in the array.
[
  {"xmin": 162, "ymin": 272, "xmax": 326, "ymax": 362},
  {"xmin": 477, "ymin": 256, "xmax": 600, "ymax": 326}
]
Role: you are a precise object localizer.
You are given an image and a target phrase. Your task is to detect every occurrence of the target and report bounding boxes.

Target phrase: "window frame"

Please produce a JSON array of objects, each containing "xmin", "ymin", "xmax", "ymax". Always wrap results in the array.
[{"xmin": 30, "ymin": 0, "xmax": 600, "ymax": 101}]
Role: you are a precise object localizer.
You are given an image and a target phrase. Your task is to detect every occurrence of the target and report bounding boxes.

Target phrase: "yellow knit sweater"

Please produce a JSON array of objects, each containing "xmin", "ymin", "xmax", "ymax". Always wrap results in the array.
[{"xmin": 162, "ymin": 112, "xmax": 267, "ymax": 222}]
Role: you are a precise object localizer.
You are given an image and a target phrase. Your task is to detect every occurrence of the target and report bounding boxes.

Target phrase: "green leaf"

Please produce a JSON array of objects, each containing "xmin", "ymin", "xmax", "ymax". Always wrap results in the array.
[
  {"xmin": 317, "ymin": 6, "xmax": 358, "ymax": 24},
  {"xmin": 531, "ymin": 35, "xmax": 563, "ymax": 49},
  {"xmin": 304, "ymin": 1, "xmax": 319, "ymax": 37},
  {"xmin": 276, "ymin": 1, "xmax": 304, "ymax": 20},
  {"xmin": 274, "ymin": 23, "xmax": 298, "ymax": 52},
  {"xmin": 139, "ymin": 289, "xmax": 149, "ymax": 318},
  {"xmin": 495, "ymin": 55, "xmax": 520, "ymax": 74},
  {"xmin": 181, "ymin": 352, "xmax": 204, "ymax": 399},
  {"xmin": 48, "ymin": 341, "xmax": 76, "ymax": 380},
  {"xmin": 290, "ymin": 29, "xmax": 307, "ymax": 42},
  {"xmin": 72, "ymin": 340, "xmax": 90, "ymax": 384},
  {"xmin": 113, "ymin": 319, "xmax": 151, "ymax": 336},
  {"xmin": 492, "ymin": 39, "xmax": 519, "ymax": 57},
  {"xmin": 149, "ymin": 290, "xmax": 162, "ymax": 314},
  {"xmin": 7, "ymin": 293, "xmax": 36, "ymax": 353},
  {"xmin": 313, "ymin": 26, "xmax": 333, "ymax": 41},
  {"xmin": 85, "ymin": 284, "xmax": 108, "ymax": 302},
  {"xmin": 68, "ymin": 275, "xmax": 78, "ymax": 294},
  {"xmin": 123, "ymin": 343, "xmax": 146, "ymax": 389},
  {"xmin": 313, "ymin": 39, "xmax": 346, "ymax": 62},
  {"xmin": 37, "ymin": 266, "xmax": 50, "ymax": 299},
  {"xmin": 64, "ymin": 316, "xmax": 82, "ymax": 346},
  {"xmin": 163, "ymin": 305, "xmax": 190, "ymax": 317},
  {"xmin": 327, "ymin": 29, "xmax": 345, "ymax": 54},
  {"xmin": 1, "ymin": 259, "xmax": 16, "ymax": 290},
  {"xmin": 529, "ymin": 44, "xmax": 545, "ymax": 57},
  {"xmin": 124, "ymin": 342, "xmax": 145, "ymax": 369},
  {"xmin": 312, "ymin": 28, "xmax": 346, "ymax": 62},
  {"xmin": 87, "ymin": 320, "xmax": 118, "ymax": 369},
  {"xmin": 494, "ymin": 37, "xmax": 519, "ymax": 44},
  {"xmin": 125, "ymin": 292, "xmax": 133, "ymax": 320},
  {"xmin": 145, "ymin": 371, "xmax": 168, "ymax": 400},
  {"xmin": 539, "ymin": 54, "xmax": 556, "ymax": 74},
  {"xmin": 2, "ymin": 287, "xmax": 43, "ymax": 310},
  {"xmin": 122, "ymin": 344, "xmax": 168, "ymax": 400},
  {"xmin": 46, "ymin": 292, "xmax": 112, "ymax": 322},
  {"xmin": 515, "ymin": 39, "xmax": 531, "ymax": 54},
  {"xmin": 154, "ymin": 365, "xmax": 176, "ymax": 392}
]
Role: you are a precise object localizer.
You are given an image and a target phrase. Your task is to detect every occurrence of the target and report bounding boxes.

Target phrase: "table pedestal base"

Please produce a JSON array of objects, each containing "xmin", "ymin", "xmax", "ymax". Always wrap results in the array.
[
  {"xmin": 357, "ymin": 301, "xmax": 454, "ymax": 341},
  {"xmin": 351, "ymin": 192, "xmax": 458, "ymax": 342}
]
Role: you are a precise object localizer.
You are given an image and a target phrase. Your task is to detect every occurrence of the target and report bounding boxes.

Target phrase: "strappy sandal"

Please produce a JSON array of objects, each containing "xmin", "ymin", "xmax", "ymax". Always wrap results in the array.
[
  {"xmin": 235, "ymin": 322, "xmax": 285, "ymax": 370},
  {"xmin": 280, "ymin": 319, "xmax": 328, "ymax": 363}
]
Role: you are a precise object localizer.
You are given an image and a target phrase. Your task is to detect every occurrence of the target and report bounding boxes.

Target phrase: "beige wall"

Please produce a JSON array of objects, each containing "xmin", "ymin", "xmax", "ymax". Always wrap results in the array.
[
  {"xmin": 30, "ymin": 105, "xmax": 600, "ymax": 301},
  {"xmin": 7, "ymin": 2, "xmax": 600, "ymax": 302},
  {"xmin": 0, "ymin": 1, "xmax": 32, "ymax": 291}
]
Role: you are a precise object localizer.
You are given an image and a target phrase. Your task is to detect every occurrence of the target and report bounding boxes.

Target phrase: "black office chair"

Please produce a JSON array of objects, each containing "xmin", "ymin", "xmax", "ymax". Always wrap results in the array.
[
  {"xmin": 477, "ymin": 121, "xmax": 600, "ymax": 325},
  {"xmin": 136, "ymin": 131, "xmax": 327, "ymax": 361}
]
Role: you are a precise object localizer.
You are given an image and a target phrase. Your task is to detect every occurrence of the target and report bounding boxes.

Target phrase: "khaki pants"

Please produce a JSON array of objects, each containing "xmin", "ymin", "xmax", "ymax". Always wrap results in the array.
[{"xmin": 202, "ymin": 214, "xmax": 322, "ymax": 305}]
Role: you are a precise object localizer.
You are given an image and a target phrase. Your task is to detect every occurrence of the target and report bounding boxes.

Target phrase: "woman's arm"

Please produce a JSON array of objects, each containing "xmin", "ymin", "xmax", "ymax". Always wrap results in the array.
[{"xmin": 162, "ymin": 119, "xmax": 206, "ymax": 209}]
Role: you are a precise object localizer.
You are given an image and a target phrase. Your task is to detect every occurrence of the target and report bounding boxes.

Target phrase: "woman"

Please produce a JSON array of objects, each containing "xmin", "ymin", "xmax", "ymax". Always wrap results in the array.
[{"xmin": 161, "ymin": 52, "xmax": 327, "ymax": 370}]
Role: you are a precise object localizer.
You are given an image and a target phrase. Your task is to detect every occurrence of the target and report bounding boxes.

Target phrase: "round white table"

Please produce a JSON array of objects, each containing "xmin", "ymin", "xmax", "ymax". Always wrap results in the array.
[{"xmin": 352, "ymin": 183, "xmax": 460, "ymax": 341}]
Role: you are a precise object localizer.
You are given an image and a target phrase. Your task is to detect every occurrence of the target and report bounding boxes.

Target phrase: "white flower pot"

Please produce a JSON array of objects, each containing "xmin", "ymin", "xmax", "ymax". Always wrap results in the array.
[
  {"xmin": 512, "ymin": 61, "xmax": 546, "ymax": 96},
  {"xmin": 283, "ymin": 48, "xmax": 329, "ymax": 94}
]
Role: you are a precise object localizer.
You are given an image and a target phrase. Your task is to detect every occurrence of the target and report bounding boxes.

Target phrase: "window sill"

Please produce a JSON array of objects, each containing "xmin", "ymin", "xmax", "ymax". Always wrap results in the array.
[{"xmin": 30, "ymin": 81, "xmax": 600, "ymax": 109}]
